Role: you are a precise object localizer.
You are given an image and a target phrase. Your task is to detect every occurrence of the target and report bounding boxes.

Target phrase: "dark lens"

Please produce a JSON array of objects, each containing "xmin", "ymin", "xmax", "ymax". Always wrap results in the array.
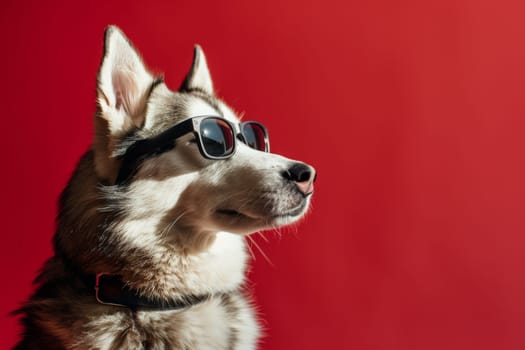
[
  {"xmin": 242, "ymin": 123, "xmax": 267, "ymax": 151},
  {"xmin": 200, "ymin": 118, "xmax": 234, "ymax": 157}
]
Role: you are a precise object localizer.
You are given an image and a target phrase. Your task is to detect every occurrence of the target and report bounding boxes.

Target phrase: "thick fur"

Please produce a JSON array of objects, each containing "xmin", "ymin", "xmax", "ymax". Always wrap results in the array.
[{"xmin": 14, "ymin": 26, "xmax": 315, "ymax": 350}]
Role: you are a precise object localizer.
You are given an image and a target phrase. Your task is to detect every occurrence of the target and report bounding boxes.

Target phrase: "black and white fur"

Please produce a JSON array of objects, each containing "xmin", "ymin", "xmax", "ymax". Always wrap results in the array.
[{"xmin": 14, "ymin": 26, "xmax": 315, "ymax": 349}]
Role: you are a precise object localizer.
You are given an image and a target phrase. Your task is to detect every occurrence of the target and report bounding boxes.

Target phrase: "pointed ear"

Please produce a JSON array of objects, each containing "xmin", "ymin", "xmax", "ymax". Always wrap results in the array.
[
  {"xmin": 97, "ymin": 26, "xmax": 154, "ymax": 134},
  {"xmin": 180, "ymin": 45, "xmax": 214, "ymax": 95},
  {"xmin": 94, "ymin": 26, "xmax": 155, "ymax": 182}
]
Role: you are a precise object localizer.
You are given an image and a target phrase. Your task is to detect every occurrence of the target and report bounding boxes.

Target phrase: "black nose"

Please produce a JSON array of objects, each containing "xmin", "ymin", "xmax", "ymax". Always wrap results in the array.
[
  {"xmin": 282, "ymin": 163, "xmax": 316, "ymax": 195},
  {"xmin": 283, "ymin": 163, "xmax": 313, "ymax": 182}
]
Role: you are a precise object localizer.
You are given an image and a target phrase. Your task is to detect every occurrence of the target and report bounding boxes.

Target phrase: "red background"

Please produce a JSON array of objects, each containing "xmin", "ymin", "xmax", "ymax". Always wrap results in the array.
[{"xmin": 2, "ymin": 0, "xmax": 525, "ymax": 349}]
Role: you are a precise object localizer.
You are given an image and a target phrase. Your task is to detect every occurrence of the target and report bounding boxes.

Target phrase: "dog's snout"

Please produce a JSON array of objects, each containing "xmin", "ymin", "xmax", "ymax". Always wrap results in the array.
[{"xmin": 282, "ymin": 163, "xmax": 317, "ymax": 195}]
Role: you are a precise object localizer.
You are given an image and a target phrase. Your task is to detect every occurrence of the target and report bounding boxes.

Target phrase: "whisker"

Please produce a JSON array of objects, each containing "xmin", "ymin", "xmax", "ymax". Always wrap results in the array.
[
  {"xmin": 159, "ymin": 210, "xmax": 188, "ymax": 237},
  {"xmin": 256, "ymin": 230, "xmax": 270, "ymax": 243},
  {"xmin": 245, "ymin": 236, "xmax": 257, "ymax": 261},
  {"xmin": 247, "ymin": 235, "xmax": 275, "ymax": 268},
  {"xmin": 270, "ymin": 227, "xmax": 283, "ymax": 240}
]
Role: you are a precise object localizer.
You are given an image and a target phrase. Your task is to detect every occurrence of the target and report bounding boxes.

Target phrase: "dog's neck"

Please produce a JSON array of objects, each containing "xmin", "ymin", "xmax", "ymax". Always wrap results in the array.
[{"xmin": 117, "ymin": 231, "xmax": 249, "ymax": 300}]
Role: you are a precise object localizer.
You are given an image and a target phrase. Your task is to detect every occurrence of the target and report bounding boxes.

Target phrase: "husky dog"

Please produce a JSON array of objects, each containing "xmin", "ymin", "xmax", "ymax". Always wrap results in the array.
[{"xmin": 14, "ymin": 26, "xmax": 315, "ymax": 349}]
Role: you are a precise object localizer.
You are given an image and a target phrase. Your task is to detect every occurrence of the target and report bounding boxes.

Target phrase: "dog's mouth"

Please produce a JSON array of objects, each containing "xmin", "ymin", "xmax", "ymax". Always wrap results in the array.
[
  {"xmin": 210, "ymin": 188, "xmax": 312, "ymax": 233},
  {"xmin": 215, "ymin": 202, "xmax": 307, "ymax": 222},
  {"xmin": 216, "ymin": 208, "xmax": 251, "ymax": 218},
  {"xmin": 276, "ymin": 203, "xmax": 307, "ymax": 218},
  {"xmin": 215, "ymin": 208, "xmax": 260, "ymax": 221}
]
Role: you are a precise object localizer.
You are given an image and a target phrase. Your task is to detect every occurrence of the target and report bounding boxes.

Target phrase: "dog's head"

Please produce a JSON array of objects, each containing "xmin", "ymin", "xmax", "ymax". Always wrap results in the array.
[{"xmin": 92, "ymin": 26, "xmax": 315, "ymax": 253}]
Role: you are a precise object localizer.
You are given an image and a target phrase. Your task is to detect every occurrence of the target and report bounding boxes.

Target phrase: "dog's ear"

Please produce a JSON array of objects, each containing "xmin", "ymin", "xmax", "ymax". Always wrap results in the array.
[
  {"xmin": 94, "ymin": 26, "xmax": 155, "ymax": 181},
  {"xmin": 180, "ymin": 45, "xmax": 214, "ymax": 95},
  {"xmin": 96, "ymin": 26, "xmax": 154, "ymax": 133}
]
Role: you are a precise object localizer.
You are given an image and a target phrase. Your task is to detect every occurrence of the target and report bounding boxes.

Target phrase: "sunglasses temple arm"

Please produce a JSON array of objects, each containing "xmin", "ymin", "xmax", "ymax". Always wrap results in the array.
[{"xmin": 115, "ymin": 120, "xmax": 195, "ymax": 185}]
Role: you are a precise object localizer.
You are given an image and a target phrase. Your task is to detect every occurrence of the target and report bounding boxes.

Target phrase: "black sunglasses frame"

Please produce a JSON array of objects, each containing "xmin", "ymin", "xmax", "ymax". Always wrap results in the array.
[{"xmin": 115, "ymin": 116, "xmax": 270, "ymax": 184}]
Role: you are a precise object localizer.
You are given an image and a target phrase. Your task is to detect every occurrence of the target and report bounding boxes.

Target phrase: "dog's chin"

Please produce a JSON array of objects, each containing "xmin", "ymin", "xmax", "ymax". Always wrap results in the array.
[
  {"xmin": 214, "ymin": 200, "xmax": 309, "ymax": 234},
  {"xmin": 268, "ymin": 201, "xmax": 311, "ymax": 227}
]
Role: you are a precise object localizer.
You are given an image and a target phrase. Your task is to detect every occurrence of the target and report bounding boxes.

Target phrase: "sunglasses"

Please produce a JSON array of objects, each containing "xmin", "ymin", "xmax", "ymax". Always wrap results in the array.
[{"xmin": 116, "ymin": 116, "xmax": 270, "ymax": 184}]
